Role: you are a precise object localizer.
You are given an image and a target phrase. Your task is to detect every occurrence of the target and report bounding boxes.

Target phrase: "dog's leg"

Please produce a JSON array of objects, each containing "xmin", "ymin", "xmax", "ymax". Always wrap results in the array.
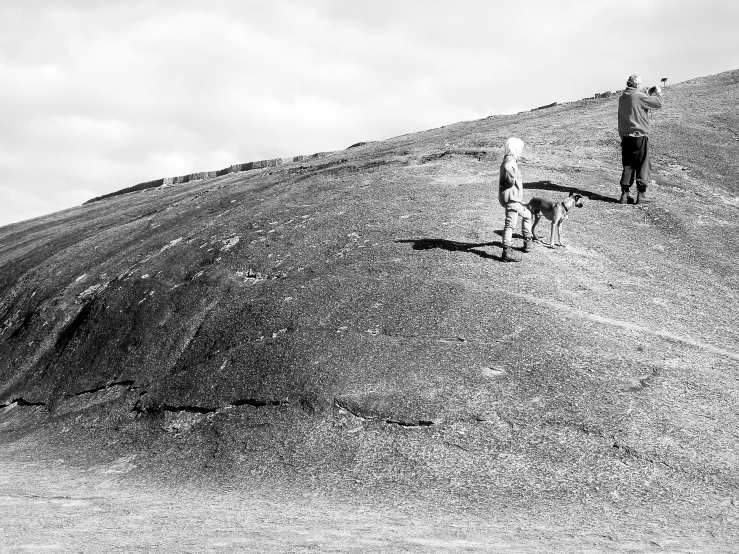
[
  {"xmin": 557, "ymin": 219, "xmax": 567, "ymax": 247},
  {"xmin": 556, "ymin": 221, "xmax": 563, "ymax": 246},
  {"xmin": 548, "ymin": 219, "xmax": 555, "ymax": 248},
  {"xmin": 531, "ymin": 214, "xmax": 540, "ymax": 241}
]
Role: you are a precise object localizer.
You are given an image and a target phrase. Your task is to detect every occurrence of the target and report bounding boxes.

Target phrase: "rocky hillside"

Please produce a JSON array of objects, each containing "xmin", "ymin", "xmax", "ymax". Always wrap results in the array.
[{"xmin": 1, "ymin": 69, "xmax": 738, "ymax": 542}]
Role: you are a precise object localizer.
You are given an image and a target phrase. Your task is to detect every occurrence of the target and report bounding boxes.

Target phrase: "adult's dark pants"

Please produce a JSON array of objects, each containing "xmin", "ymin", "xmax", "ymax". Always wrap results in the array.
[{"xmin": 620, "ymin": 135, "xmax": 650, "ymax": 192}]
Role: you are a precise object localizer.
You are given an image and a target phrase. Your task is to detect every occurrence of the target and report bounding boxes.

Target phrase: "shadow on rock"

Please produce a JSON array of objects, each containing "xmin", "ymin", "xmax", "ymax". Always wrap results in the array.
[
  {"xmin": 395, "ymin": 238, "xmax": 504, "ymax": 260},
  {"xmin": 525, "ymin": 180, "xmax": 620, "ymax": 204}
]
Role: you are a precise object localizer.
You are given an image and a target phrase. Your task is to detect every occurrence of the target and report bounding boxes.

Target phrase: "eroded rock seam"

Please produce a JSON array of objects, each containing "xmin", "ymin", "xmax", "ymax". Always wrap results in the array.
[
  {"xmin": 334, "ymin": 397, "xmax": 435, "ymax": 428},
  {"xmin": 0, "ymin": 398, "xmax": 47, "ymax": 408},
  {"xmin": 131, "ymin": 398, "xmax": 290, "ymax": 415}
]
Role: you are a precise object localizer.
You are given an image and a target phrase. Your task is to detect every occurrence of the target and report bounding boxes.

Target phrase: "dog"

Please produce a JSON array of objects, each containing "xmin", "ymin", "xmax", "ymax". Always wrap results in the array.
[{"xmin": 526, "ymin": 191, "xmax": 584, "ymax": 247}]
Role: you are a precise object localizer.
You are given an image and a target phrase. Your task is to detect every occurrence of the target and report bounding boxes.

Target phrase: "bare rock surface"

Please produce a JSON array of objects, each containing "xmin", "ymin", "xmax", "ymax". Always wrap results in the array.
[{"xmin": 1, "ymin": 68, "xmax": 738, "ymax": 550}]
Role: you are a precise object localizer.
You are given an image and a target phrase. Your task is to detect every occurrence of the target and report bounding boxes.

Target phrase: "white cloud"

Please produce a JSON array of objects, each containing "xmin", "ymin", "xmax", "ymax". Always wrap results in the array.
[
  {"xmin": 0, "ymin": 0, "xmax": 738, "ymax": 226},
  {"xmin": 0, "ymin": 185, "xmax": 56, "ymax": 228},
  {"xmin": 55, "ymin": 188, "xmax": 98, "ymax": 206}
]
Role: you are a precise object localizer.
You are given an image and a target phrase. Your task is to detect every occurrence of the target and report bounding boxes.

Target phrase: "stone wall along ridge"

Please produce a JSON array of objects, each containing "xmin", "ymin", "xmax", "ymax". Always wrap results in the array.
[{"xmin": 84, "ymin": 150, "xmax": 338, "ymax": 204}]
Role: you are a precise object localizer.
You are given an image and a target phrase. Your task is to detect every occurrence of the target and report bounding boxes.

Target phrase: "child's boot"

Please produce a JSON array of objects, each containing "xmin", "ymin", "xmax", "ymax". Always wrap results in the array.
[
  {"xmin": 502, "ymin": 247, "xmax": 521, "ymax": 262},
  {"xmin": 635, "ymin": 190, "xmax": 653, "ymax": 204}
]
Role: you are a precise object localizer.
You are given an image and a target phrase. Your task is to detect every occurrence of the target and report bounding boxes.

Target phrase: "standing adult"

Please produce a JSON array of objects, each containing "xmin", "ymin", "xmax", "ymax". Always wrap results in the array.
[
  {"xmin": 498, "ymin": 137, "xmax": 533, "ymax": 262},
  {"xmin": 617, "ymin": 74, "xmax": 663, "ymax": 204}
]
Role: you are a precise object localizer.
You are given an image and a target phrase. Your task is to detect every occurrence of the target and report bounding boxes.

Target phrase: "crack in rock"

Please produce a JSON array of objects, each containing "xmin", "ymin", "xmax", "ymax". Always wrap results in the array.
[
  {"xmin": 611, "ymin": 440, "xmax": 682, "ymax": 472},
  {"xmin": 131, "ymin": 398, "xmax": 290, "ymax": 415},
  {"xmin": 230, "ymin": 398, "xmax": 289, "ymax": 408},
  {"xmin": 444, "ymin": 441, "xmax": 472, "ymax": 452},
  {"xmin": 334, "ymin": 397, "xmax": 435, "ymax": 428},
  {"xmin": 1, "ymin": 398, "xmax": 47, "ymax": 409},
  {"xmin": 419, "ymin": 149, "xmax": 494, "ymax": 164},
  {"xmin": 501, "ymin": 289, "xmax": 739, "ymax": 362},
  {"xmin": 386, "ymin": 418, "xmax": 435, "ymax": 428},
  {"xmin": 372, "ymin": 330, "xmax": 515, "ymax": 346},
  {"xmin": 549, "ymin": 420, "xmax": 690, "ymax": 475}
]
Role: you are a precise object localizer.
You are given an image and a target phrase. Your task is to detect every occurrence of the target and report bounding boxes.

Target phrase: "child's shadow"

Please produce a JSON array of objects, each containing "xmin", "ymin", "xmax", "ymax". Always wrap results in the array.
[{"xmin": 396, "ymin": 237, "xmax": 523, "ymax": 261}]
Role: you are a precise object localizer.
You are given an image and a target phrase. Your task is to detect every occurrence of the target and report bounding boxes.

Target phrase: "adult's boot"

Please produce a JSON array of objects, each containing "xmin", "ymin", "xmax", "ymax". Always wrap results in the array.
[
  {"xmin": 522, "ymin": 239, "xmax": 532, "ymax": 253},
  {"xmin": 619, "ymin": 187, "xmax": 632, "ymax": 204}
]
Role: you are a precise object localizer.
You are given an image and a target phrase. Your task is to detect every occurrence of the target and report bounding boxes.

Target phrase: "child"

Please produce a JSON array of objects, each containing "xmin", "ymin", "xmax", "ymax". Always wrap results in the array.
[{"xmin": 498, "ymin": 137, "xmax": 533, "ymax": 262}]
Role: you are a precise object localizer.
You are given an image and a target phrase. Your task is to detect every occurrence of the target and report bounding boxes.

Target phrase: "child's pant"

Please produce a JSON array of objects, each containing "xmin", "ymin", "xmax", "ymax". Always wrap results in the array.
[{"xmin": 502, "ymin": 202, "xmax": 532, "ymax": 248}]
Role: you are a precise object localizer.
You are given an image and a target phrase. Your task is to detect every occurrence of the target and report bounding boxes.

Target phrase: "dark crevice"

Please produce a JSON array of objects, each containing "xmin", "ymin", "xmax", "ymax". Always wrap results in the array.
[
  {"xmin": 612, "ymin": 441, "xmax": 641, "ymax": 458},
  {"xmin": 55, "ymin": 301, "xmax": 94, "ymax": 352},
  {"xmin": 231, "ymin": 398, "xmax": 290, "ymax": 408},
  {"xmin": 131, "ymin": 397, "xmax": 290, "ymax": 415},
  {"xmin": 419, "ymin": 149, "xmax": 494, "ymax": 164},
  {"xmin": 163, "ymin": 404, "xmax": 217, "ymax": 414},
  {"xmin": 334, "ymin": 397, "xmax": 370, "ymax": 420},
  {"xmin": 129, "ymin": 402, "xmax": 212, "ymax": 415},
  {"xmin": 8, "ymin": 311, "xmax": 35, "ymax": 340},
  {"xmin": 386, "ymin": 418, "xmax": 435, "ymax": 428},
  {"xmin": 172, "ymin": 299, "xmax": 221, "ymax": 367},
  {"xmin": 444, "ymin": 441, "xmax": 472, "ymax": 452},
  {"xmin": 611, "ymin": 440, "xmax": 683, "ymax": 473},
  {"xmin": 550, "ymin": 419, "xmax": 688, "ymax": 475},
  {"xmin": 65, "ymin": 380, "xmax": 136, "ymax": 397},
  {"xmin": 1, "ymin": 398, "xmax": 47, "ymax": 408},
  {"xmin": 334, "ymin": 397, "xmax": 435, "ymax": 428},
  {"xmin": 15, "ymin": 398, "xmax": 47, "ymax": 407}
]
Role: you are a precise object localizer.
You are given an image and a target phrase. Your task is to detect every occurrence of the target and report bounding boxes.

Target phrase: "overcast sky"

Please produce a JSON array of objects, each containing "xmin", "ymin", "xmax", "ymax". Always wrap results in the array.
[{"xmin": 1, "ymin": 0, "xmax": 737, "ymax": 227}]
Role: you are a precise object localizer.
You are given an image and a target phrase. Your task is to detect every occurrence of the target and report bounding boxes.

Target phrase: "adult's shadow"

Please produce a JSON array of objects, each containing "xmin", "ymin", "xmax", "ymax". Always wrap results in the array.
[
  {"xmin": 395, "ymin": 238, "xmax": 504, "ymax": 260},
  {"xmin": 525, "ymin": 180, "xmax": 620, "ymax": 203}
]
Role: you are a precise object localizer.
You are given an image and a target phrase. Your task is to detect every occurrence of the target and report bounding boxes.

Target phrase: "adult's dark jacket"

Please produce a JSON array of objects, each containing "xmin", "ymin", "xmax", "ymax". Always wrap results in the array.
[{"xmin": 618, "ymin": 87, "xmax": 663, "ymax": 137}]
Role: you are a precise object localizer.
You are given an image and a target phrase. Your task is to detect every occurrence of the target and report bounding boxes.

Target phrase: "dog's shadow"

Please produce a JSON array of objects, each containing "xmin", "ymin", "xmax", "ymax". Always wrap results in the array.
[
  {"xmin": 395, "ymin": 182, "xmax": 609, "ymax": 260},
  {"xmin": 396, "ymin": 237, "xmax": 527, "ymax": 261},
  {"xmin": 525, "ymin": 180, "xmax": 619, "ymax": 203}
]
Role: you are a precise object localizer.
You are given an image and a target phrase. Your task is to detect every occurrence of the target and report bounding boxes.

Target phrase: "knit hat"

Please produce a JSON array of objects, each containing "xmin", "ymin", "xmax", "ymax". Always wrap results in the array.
[{"xmin": 503, "ymin": 137, "xmax": 524, "ymax": 159}]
